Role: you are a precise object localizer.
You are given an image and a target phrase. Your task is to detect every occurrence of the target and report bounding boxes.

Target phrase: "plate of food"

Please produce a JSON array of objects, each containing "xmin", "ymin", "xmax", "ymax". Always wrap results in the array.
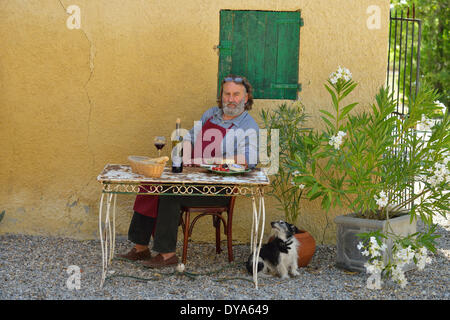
[{"xmin": 207, "ymin": 164, "xmax": 251, "ymax": 175}]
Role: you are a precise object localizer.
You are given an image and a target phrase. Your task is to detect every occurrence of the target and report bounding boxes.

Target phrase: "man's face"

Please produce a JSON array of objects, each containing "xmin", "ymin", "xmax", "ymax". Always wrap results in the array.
[{"xmin": 221, "ymin": 81, "xmax": 248, "ymax": 117}]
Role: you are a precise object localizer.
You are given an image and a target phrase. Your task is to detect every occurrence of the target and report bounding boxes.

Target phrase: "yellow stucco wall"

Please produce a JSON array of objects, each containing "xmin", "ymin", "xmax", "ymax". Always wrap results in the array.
[{"xmin": 0, "ymin": 0, "xmax": 390, "ymax": 245}]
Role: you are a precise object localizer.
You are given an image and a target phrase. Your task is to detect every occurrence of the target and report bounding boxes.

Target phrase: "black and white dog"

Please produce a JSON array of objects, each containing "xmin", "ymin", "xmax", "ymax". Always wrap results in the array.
[{"xmin": 246, "ymin": 220, "xmax": 300, "ymax": 279}]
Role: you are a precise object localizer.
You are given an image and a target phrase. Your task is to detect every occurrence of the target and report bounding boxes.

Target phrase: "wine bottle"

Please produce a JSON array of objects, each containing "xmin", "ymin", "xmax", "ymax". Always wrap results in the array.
[{"xmin": 171, "ymin": 118, "xmax": 183, "ymax": 173}]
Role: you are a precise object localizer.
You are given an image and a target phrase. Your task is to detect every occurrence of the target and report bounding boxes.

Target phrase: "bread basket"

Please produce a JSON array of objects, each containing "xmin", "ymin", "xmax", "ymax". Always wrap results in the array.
[{"xmin": 128, "ymin": 155, "xmax": 169, "ymax": 178}]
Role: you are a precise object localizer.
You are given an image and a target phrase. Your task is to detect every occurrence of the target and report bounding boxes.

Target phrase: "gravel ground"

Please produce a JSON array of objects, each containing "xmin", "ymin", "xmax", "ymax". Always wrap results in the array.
[{"xmin": 0, "ymin": 215, "xmax": 448, "ymax": 300}]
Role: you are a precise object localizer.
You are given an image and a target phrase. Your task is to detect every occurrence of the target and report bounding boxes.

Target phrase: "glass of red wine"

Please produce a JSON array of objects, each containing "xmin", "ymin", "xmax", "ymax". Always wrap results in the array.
[{"xmin": 154, "ymin": 136, "xmax": 166, "ymax": 157}]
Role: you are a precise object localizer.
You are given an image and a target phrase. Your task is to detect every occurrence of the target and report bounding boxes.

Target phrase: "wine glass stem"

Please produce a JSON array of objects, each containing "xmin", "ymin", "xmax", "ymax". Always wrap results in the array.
[{"xmin": 158, "ymin": 150, "xmax": 161, "ymax": 157}]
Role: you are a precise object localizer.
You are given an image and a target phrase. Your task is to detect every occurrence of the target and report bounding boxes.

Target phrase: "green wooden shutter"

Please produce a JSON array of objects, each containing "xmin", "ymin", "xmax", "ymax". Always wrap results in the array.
[
  {"xmin": 217, "ymin": 10, "xmax": 302, "ymax": 100},
  {"xmin": 217, "ymin": 10, "xmax": 233, "ymax": 97}
]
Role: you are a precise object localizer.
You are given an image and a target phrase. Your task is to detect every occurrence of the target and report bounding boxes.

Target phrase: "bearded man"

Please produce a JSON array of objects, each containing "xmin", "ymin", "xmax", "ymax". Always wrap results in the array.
[{"xmin": 119, "ymin": 75, "xmax": 260, "ymax": 268}]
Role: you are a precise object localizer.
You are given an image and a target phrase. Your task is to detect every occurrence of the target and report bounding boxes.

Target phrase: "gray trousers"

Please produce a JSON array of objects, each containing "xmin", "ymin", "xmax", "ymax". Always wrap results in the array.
[
  {"xmin": 128, "ymin": 211, "xmax": 156, "ymax": 245},
  {"xmin": 152, "ymin": 195, "xmax": 231, "ymax": 253}
]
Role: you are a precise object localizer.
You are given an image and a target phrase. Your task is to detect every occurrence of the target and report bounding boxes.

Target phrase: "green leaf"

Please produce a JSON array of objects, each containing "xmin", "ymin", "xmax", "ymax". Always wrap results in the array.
[
  {"xmin": 324, "ymin": 158, "xmax": 334, "ymax": 172},
  {"xmin": 340, "ymin": 82, "xmax": 357, "ymax": 100},
  {"xmin": 322, "ymin": 194, "xmax": 331, "ymax": 211},
  {"xmin": 324, "ymin": 84, "xmax": 339, "ymax": 111},
  {"xmin": 319, "ymin": 109, "xmax": 336, "ymax": 120},
  {"xmin": 308, "ymin": 182, "xmax": 319, "ymax": 197},
  {"xmin": 339, "ymin": 102, "xmax": 359, "ymax": 121},
  {"xmin": 320, "ymin": 116, "xmax": 335, "ymax": 130},
  {"xmin": 309, "ymin": 191, "xmax": 323, "ymax": 201}
]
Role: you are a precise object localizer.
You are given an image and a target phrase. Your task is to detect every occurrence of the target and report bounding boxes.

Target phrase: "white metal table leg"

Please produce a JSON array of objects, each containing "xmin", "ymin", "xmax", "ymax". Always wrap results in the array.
[
  {"xmin": 110, "ymin": 194, "xmax": 117, "ymax": 263},
  {"xmin": 99, "ymin": 193, "xmax": 115, "ymax": 287},
  {"xmin": 250, "ymin": 191, "xmax": 265, "ymax": 289},
  {"xmin": 99, "ymin": 193, "xmax": 106, "ymax": 287}
]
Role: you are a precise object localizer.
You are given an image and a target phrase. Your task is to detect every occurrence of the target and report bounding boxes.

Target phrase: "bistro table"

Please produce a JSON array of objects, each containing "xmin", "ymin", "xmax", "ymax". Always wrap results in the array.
[{"xmin": 97, "ymin": 164, "xmax": 270, "ymax": 288}]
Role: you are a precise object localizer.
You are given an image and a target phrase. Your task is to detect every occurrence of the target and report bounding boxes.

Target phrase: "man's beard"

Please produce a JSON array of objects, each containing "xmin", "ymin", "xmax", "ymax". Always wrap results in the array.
[{"xmin": 222, "ymin": 98, "xmax": 246, "ymax": 117}]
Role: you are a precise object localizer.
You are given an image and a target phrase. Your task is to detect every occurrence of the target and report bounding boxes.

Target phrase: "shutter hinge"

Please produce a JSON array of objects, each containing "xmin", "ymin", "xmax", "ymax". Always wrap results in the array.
[
  {"xmin": 271, "ymin": 83, "xmax": 302, "ymax": 91},
  {"xmin": 276, "ymin": 17, "xmax": 304, "ymax": 27},
  {"xmin": 216, "ymin": 40, "xmax": 232, "ymax": 56},
  {"xmin": 216, "ymin": 40, "xmax": 232, "ymax": 50}
]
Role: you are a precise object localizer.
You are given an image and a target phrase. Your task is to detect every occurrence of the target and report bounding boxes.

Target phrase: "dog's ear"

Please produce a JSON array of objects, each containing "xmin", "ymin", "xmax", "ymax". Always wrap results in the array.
[
  {"xmin": 289, "ymin": 224, "xmax": 300, "ymax": 235},
  {"xmin": 278, "ymin": 239, "xmax": 293, "ymax": 253}
]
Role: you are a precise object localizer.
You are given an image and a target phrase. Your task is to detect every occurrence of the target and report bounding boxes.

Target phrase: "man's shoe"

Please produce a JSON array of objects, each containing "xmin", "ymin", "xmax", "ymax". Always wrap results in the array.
[
  {"xmin": 141, "ymin": 254, "xmax": 178, "ymax": 268},
  {"xmin": 117, "ymin": 247, "xmax": 152, "ymax": 261}
]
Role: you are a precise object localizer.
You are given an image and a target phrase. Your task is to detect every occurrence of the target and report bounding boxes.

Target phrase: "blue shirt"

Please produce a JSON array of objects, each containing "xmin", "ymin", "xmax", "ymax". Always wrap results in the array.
[{"xmin": 186, "ymin": 106, "xmax": 260, "ymax": 167}]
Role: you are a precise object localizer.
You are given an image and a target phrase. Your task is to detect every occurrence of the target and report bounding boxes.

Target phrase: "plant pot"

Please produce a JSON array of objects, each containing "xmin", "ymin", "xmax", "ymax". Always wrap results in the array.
[
  {"xmin": 269, "ymin": 229, "xmax": 316, "ymax": 267},
  {"xmin": 334, "ymin": 212, "xmax": 417, "ymax": 273},
  {"xmin": 295, "ymin": 230, "xmax": 316, "ymax": 267}
]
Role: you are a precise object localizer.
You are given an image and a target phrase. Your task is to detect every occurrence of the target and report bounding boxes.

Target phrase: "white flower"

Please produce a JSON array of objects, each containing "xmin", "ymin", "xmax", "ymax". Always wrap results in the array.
[
  {"xmin": 417, "ymin": 114, "xmax": 435, "ymax": 131},
  {"xmin": 434, "ymin": 100, "xmax": 446, "ymax": 114},
  {"xmin": 374, "ymin": 191, "xmax": 388, "ymax": 208},
  {"xmin": 415, "ymin": 246, "xmax": 432, "ymax": 271},
  {"xmin": 341, "ymin": 68, "xmax": 352, "ymax": 81},
  {"xmin": 298, "ymin": 184, "xmax": 305, "ymax": 190},
  {"xmin": 358, "ymin": 237, "xmax": 387, "ymax": 259},
  {"xmin": 369, "ymin": 237, "xmax": 380, "ymax": 249},
  {"xmin": 443, "ymin": 155, "xmax": 450, "ymax": 165},
  {"xmin": 329, "ymin": 131, "xmax": 346, "ymax": 150},
  {"xmin": 394, "ymin": 246, "xmax": 415, "ymax": 267},
  {"xmin": 329, "ymin": 66, "xmax": 352, "ymax": 84},
  {"xmin": 391, "ymin": 265, "xmax": 408, "ymax": 288},
  {"xmin": 364, "ymin": 262, "xmax": 377, "ymax": 274},
  {"xmin": 361, "ymin": 241, "xmax": 435, "ymax": 289},
  {"xmin": 364, "ymin": 259, "xmax": 384, "ymax": 274},
  {"xmin": 425, "ymin": 159, "xmax": 450, "ymax": 187},
  {"xmin": 176, "ymin": 263, "xmax": 185, "ymax": 273},
  {"xmin": 359, "ymin": 237, "xmax": 386, "ymax": 260},
  {"xmin": 330, "ymin": 75, "xmax": 338, "ymax": 85},
  {"xmin": 369, "ymin": 246, "xmax": 382, "ymax": 258}
]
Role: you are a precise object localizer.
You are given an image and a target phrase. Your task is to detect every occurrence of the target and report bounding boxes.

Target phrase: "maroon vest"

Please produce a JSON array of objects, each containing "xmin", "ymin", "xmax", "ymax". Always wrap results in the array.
[{"xmin": 133, "ymin": 116, "xmax": 233, "ymax": 217}]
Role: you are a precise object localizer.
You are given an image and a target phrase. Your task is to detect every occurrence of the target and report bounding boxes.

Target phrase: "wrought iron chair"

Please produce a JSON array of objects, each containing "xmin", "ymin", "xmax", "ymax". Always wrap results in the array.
[{"xmin": 179, "ymin": 196, "xmax": 236, "ymax": 264}]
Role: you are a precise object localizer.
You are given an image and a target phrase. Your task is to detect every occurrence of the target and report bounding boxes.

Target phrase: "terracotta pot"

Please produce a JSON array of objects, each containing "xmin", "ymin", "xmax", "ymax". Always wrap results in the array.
[
  {"xmin": 295, "ymin": 230, "xmax": 316, "ymax": 267},
  {"xmin": 268, "ymin": 229, "xmax": 316, "ymax": 267}
]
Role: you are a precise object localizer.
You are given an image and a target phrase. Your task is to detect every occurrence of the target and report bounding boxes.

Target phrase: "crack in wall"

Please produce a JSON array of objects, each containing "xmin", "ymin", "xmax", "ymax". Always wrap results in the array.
[
  {"xmin": 59, "ymin": 0, "xmax": 96, "ymax": 186},
  {"xmin": 82, "ymin": 30, "xmax": 96, "ymax": 177}
]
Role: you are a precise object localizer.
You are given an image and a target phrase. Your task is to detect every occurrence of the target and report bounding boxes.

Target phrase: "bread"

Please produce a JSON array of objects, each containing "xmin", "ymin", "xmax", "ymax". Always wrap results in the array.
[{"xmin": 142, "ymin": 156, "xmax": 169, "ymax": 164}]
